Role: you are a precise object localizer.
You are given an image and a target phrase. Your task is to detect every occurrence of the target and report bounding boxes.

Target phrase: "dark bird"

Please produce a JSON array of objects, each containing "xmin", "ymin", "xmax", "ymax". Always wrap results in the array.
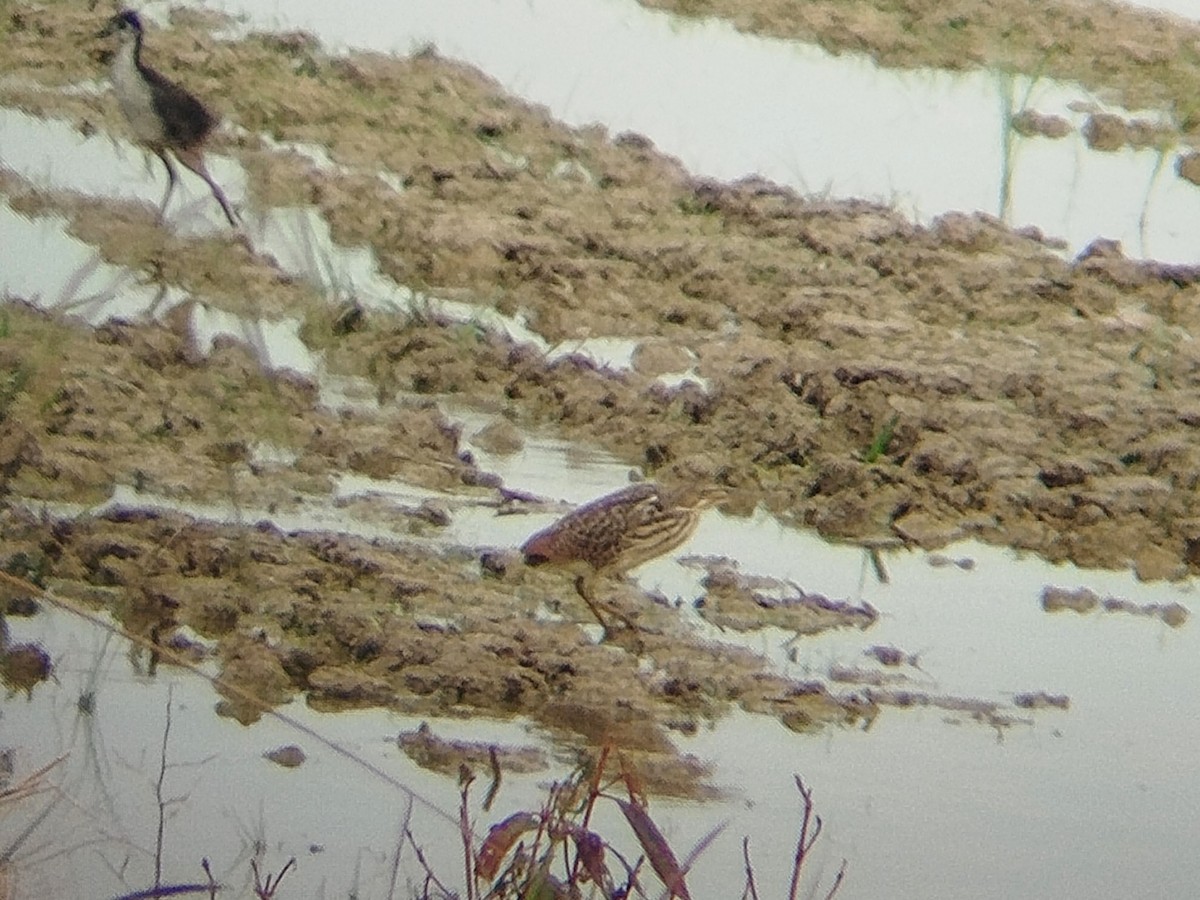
[
  {"xmin": 99, "ymin": 9, "xmax": 240, "ymax": 227},
  {"xmin": 522, "ymin": 482, "xmax": 725, "ymax": 632}
]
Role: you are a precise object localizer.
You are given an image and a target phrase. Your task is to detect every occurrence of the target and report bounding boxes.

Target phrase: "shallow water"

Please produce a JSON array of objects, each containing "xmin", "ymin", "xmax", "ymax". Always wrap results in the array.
[
  {"xmin": 200, "ymin": 0, "xmax": 1200, "ymax": 262},
  {"xmin": 0, "ymin": 606, "xmax": 523, "ymax": 899},
  {"xmin": 6, "ymin": 381, "xmax": 1200, "ymax": 899},
  {"xmin": 5, "ymin": 3, "xmax": 1200, "ymax": 896},
  {"xmin": 0, "ymin": 107, "xmax": 666, "ymax": 381},
  {"xmin": 0, "ymin": 201, "xmax": 187, "ymax": 324},
  {"xmin": 4, "ymin": 513, "xmax": 1196, "ymax": 899},
  {"xmin": 1125, "ymin": 0, "xmax": 1200, "ymax": 18},
  {"xmin": 0, "ymin": 105, "xmax": 246, "ymax": 236}
]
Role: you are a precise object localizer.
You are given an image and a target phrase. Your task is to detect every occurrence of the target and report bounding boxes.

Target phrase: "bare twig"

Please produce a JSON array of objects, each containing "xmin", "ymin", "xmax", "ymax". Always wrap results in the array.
[
  {"xmin": 154, "ymin": 686, "xmax": 175, "ymax": 891},
  {"xmin": 251, "ymin": 856, "xmax": 295, "ymax": 899},
  {"xmin": 201, "ymin": 857, "xmax": 219, "ymax": 900},
  {"xmin": 620, "ymin": 855, "xmax": 646, "ymax": 900},
  {"xmin": 680, "ymin": 819, "xmax": 728, "ymax": 875},
  {"xmin": 0, "ymin": 781, "xmax": 67, "ymax": 872},
  {"xmin": 787, "ymin": 775, "xmax": 822, "ymax": 900},
  {"xmin": 567, "ymin": 747, "xmax": 609, "ymax": 884},
  {"xmin": 822, "ymin": 859, "xmax": 848, "ymax": 900},
  {"xmin": 112, "ymin": 883, "xmax": 213, "ymax": 899},
  {"xmin": 482, "ymin": 745, "xmax": 502, "ymax": 812},
  {"xmin": 0, "ymin": 754, "xmax": 68, "ymax": 805},
  {"xmin": 406, "ymin": 828, "xmax": 455, "ymax": 898},
  {"xmin": 740, "ymin": 837, "xmax": 759, "ymax": 900},
  {"xmin": 869, "ymin": 547, "xmax": 890, "ymax": 585},
  {"xmin": 459, "ymin": 766, "xmax": 477, "ymax": 900},
  {"xmin": 385, "ymin": 796, "xmax": 415, "ymax": 900}
]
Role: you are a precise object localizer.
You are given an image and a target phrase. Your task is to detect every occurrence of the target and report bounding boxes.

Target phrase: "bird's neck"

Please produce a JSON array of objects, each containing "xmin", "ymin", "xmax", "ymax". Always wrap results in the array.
[{"xmin": 110, "ymin": 35, "xmax": 144, "ymax": 86}]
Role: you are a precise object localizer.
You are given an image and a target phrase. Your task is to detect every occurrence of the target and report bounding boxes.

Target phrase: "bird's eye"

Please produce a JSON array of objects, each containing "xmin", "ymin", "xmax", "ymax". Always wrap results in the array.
[{"xmin": 525, "ymin": 553, "xmax": 549, "ymax": 566}]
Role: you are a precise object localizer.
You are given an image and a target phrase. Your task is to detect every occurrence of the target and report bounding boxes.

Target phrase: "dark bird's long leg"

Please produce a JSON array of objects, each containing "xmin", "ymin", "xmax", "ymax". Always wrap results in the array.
[
  {"xmin": 176, "ymin": 145, "xmax": 241, "ymax": 227},
  {"xmin": 153, "ymin": 147, "xmax": 180, "ymax": 221}
]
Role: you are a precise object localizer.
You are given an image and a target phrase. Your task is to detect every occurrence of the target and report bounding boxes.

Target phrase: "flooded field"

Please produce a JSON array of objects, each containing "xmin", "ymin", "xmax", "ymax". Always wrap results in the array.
[{"xmin": 4, "ymin": 0, "xmax": 1200, "ymax": 897}]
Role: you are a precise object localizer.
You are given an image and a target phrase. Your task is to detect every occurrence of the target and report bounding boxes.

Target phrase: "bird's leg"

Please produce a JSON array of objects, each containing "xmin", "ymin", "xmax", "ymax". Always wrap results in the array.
[
  {"xmin": 573, "ymin": 573, "xmax": 640, "ymax": 635},
  {"xmin": 175, "ymin": 145, "xmax": 242, "ymax": 228},
  {"xmin": 573, "ymin": 573, "xmax": 610, "ymax": 631},
  {"xmin": 153, "ymin": 147, "xmax": 180, "ymax": 222}
]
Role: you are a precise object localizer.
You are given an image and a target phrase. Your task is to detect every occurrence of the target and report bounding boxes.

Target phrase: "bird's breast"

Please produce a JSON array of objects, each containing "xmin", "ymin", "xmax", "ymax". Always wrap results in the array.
[{"xmin": 111, "ymin": 44, "xmax": 166, "ymax": 145}]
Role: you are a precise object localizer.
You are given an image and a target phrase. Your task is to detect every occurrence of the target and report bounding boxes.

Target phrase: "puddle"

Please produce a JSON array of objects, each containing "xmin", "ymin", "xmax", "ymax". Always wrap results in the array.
[
  {"xmin": 188, "ymin": 304, "xmax": 316, "ymax": 377},
  {"xmin": 200, "ymin": 0, "xmax": 1200, "ymax": 261},
  {"xmin": 246, "ymin": 205, "xmax": 549, "ymax": 344},
  {"xmin": 0, "ymin": 606, "xmax": 549, "ymax": 899},
  {"xmin": 259, "ymin": 131, "xmax": 408, "ymax": 193},
  {"xmin": 0, "ymin": 198, "xmax": 316, "ymax": 377},
  {"xmin": 247, "ymin": 206, "xmax": 661, "ymax": 371},
  {"xmin": 0, "ymin": 202, "xmax": 188, "ymax": 323},
  {"xmin": 316, "ymin": 370, "xmax": 382, "ymax": 413},
  {"xmin": 450, "ymin": 402, "xmax": 638, "ymax": 504}
]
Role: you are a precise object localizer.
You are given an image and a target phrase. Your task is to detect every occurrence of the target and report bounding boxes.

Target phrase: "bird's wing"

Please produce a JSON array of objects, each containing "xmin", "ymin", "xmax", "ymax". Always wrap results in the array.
[
  {"xmin": 620, "ymin": 490, "xmax": 689, "ymax": 552},
  {"xmin": 142, "ymin": 66, "xmax": 216, "ymax": 149}
]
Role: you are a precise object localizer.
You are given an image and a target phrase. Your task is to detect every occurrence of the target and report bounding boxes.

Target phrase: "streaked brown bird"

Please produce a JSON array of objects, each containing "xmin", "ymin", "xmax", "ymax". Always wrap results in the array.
[
  {"xmin": 99, "ymin": 9, "xmax": 241, "ymax": 228},
  {"xmin": 521, "ymin": 482, "xmax": 725, "ymax": 632}
]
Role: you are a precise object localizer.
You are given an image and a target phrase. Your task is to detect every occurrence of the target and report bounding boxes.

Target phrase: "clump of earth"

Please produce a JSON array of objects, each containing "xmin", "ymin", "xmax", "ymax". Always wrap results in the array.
[{"xmin": 3, "ymin": 1, "xmax": 1200, "ymax": 783}]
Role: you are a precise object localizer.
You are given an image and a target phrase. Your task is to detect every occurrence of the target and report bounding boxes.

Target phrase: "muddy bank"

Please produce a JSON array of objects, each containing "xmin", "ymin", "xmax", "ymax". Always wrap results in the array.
[
  {"xmin": 0, "ymin": 303, "xmax": 478, "ymax": 506},
  {"xmin": 0, "ymin": 503, "xmax": 873, "ymax": 787}
]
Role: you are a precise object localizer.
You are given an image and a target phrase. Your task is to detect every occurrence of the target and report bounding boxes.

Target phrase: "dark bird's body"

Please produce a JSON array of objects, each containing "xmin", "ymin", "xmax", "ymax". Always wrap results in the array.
[
  {"xmin": 522, "ymin": 482, "xmax": 722, "ymax": 631},
  {"xmin": 101, "ymin": 10, "xmax": 240, "ymax": 227}
]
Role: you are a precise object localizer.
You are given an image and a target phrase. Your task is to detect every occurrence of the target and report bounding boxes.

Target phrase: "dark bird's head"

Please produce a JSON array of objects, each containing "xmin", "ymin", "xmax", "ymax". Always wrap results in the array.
[{"xmin": 98, "ymin": 9, "xmax": 144, "ymax": 41}]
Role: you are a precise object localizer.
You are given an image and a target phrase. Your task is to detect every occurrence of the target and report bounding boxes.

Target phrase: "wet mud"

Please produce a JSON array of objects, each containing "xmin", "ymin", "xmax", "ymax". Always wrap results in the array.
[
  {"xmin": 0, "ymin": 502, "xmax": 872, "ymax": 788},
  {"xmin": 2, "ymin": 2, "xmax": 1199, "ymax": 772}
]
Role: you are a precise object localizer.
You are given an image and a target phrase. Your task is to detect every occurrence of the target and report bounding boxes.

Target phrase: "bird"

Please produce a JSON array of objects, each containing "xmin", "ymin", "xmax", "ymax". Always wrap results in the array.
[
  {"xmin": 521, "ymin": 482, "xmax": 725, "ymax": 633},
  {"xmin": 98, "ymin": 9, "xmax": 240, "ymax": 228}
]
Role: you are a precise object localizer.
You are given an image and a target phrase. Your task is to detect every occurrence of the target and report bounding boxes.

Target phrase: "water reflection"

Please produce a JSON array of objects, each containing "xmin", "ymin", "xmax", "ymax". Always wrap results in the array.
[
  {"xmin": 0, "ymin": 606, "xmax": 479, "ymax": 898},
  {"xmin": 0, "ymin": 106, "xmax": 246, "ymax": 236},
  {"xmin": 0, "ymin": 203, "xmax": 189, "ymax": 324},
  {"xmin": 1, "ymin": 109, "xmax": 691, "ymax": 384}
]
